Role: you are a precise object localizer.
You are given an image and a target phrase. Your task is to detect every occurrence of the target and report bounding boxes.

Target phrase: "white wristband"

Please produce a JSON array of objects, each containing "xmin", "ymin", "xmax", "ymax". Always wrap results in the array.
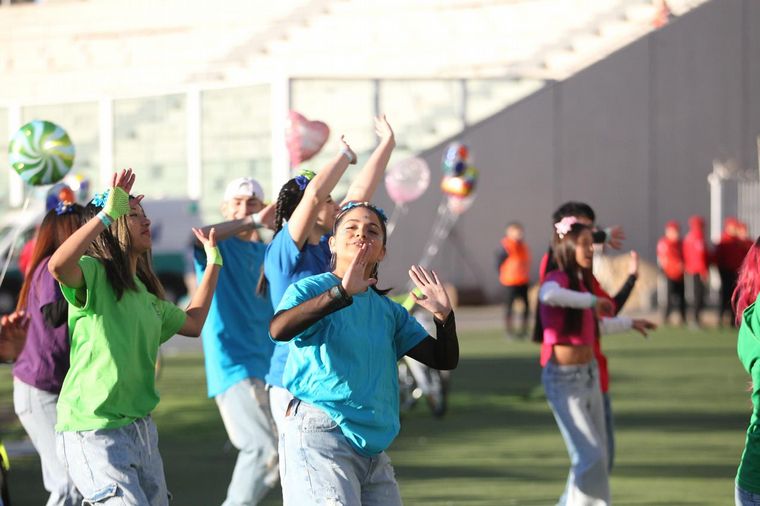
[
  {"xmin": 340, "ymin": 148, "xmax": 354, "ymax": 163},
  {"xmin": 251, "ymin": 213, "xmax": 262, "ymax": 227}
]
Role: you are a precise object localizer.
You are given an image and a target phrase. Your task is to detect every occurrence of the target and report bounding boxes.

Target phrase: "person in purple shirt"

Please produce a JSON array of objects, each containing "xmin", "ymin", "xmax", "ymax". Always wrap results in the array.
[{"xmin": 13, "ymin": 200, "xmax": 84, "ymax": 506}]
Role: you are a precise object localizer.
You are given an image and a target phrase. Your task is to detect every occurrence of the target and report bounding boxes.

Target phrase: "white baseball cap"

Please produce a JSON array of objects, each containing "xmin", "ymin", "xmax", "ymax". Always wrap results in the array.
[{"xmin": 223, "ymin": 177, "xmax": 264, "ymax": 202}]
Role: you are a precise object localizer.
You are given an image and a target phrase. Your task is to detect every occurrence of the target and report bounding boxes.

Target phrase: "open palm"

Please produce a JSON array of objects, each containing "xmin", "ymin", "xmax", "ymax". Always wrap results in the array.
[{"xmin": 408, "ymin": 265, "xmax": 451, "ymax": 319}]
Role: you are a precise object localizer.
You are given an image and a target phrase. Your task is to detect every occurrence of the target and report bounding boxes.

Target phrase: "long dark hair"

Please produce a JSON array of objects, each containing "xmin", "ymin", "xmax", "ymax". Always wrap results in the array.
[
  {"xmin": 16, "ymin": 205, "xmax": 85, "ymax": 311},
  {"xmin": 331, "ymin": 202, "xmax": 390, "ymax": 296},
  {"xmin": 532, "ymin": 222, "xmax": 593, "ymax": 342},
  {"xmin": 83, "ymin": 201, "xmax": 165, "ymax": 301},
  {"xmin": 551, "ymin": 223, "xmax": 594, "ymax": 335},
  {"xmin": 256, "ymin": 178, "xmax": 308, "ymax": 296}
]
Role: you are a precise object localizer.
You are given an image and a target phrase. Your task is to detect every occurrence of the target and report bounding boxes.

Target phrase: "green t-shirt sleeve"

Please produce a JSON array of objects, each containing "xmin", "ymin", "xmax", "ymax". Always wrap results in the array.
[
  {"xmin": 157, "ymin": 299, "xmax": 187, "ymax": 344},
  {"xmin": 59, "ymin": 256, "xmax": 100, "ymax": 310}
]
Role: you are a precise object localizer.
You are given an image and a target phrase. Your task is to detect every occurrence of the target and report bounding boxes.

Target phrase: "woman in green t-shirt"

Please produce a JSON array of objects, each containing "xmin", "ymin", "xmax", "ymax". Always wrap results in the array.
[{"xmin": 48, "ymin": 169, "xmax": 222, "ymax": 506}]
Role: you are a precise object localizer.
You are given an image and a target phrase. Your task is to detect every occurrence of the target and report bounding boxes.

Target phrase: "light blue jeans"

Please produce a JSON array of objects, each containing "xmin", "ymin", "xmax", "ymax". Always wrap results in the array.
[
  {"xmin": 13, "ymin": 378, "xmax": 82, "ymax": 506},
  {"xmin": 543, "ymin": 360, "xmax": 609, "ymax": 506},
  {"xmin": 737, "ymin": 484, "xmax": 760, "ymax": 505},
  {"xmin": 280, "ymin": 399, "xmax": 402, "ymax": 506},
  {"xmin": 215, "ymin": 378, "xmax": 279, "ymax": 506},
  {"xmin": 56, "ymin": 416, "xmax": 169, "ymax": 505},
  {"xmin": 602, "ymin": 392, "xmax": 615, "ymax": 471}
]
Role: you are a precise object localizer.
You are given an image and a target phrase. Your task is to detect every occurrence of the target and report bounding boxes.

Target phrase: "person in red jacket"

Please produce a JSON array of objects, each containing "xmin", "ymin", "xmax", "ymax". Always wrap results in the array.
[
  {"xmin": 497, "ymin": 222, "xmax": 531, "ymax": 338},
  {"xmin": 715, "ymin": 217, "xmax": 751, "ymax": 327},
  {"xmin": 657, "ymin": 220, "xmax": 686, "ymax": 325},
  {"xmin": 682, "ymin": 215, "xmax": 710, "ymax": 327}
]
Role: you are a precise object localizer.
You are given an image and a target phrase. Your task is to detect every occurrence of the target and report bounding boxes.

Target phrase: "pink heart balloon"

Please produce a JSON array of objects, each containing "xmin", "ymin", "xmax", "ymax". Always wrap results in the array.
[{"xmin": 286, "ymin": 111, "xmax": 330, "ymax": 167}]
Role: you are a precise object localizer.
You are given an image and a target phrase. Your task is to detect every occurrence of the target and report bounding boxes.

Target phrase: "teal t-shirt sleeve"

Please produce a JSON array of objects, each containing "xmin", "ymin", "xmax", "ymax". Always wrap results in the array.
[
  {"xmin": 157, "ymin": 299, "xmax": 187, "ymax": 343},
  {"xmin": 59, "ymin": 256, "xmax": 100, "ymax": 310},
  {"xmin": 274, "ymin": 278, "xmax": 327, "ymax": 341},
  {"xmin": 392, "ymin": 302, "xmax": 429, "ymax": 359}
]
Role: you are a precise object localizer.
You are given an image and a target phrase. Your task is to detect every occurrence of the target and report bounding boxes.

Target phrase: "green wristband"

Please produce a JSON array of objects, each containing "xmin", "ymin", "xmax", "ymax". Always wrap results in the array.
[
  {"xmin": 590, "ymin": 294, "xmax": 598, "ymax": 308},
  {"xmin": 205, "ymin": 245, "xmax": 223, "ymax": 267},
  {"xmin": 104, "ymin": 187, "xmax": 131, "ymax": 221}
]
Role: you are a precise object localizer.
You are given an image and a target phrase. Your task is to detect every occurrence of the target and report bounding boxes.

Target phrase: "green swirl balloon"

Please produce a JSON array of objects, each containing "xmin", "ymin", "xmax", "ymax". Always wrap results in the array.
[{"xmin": 8, "ymin": 120, "xmax": 75, "ymax": 186}]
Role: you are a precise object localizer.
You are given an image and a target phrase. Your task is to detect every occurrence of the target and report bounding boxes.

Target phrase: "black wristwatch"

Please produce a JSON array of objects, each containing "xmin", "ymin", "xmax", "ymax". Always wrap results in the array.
[{"xmin": 328, "ymin": 284, "xmax": 352, "ymax": 304}]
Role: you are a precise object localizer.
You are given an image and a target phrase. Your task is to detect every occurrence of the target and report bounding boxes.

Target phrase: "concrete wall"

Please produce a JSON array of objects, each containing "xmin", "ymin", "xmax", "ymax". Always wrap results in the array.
[{"xmin": 372, "ymin": 0, "xmax": 760, "ymax": 302}]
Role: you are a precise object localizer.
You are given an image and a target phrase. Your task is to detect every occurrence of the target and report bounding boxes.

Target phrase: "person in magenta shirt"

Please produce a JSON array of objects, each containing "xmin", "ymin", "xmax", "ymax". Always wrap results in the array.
[{"xmin": 13, "ymin": 200, "xmax": 85, "ymax": 505}]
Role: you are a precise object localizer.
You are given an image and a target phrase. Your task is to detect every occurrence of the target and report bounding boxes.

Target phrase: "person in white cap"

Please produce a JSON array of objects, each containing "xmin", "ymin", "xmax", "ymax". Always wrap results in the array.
[{"xmin": 193, "ymin": 177, "xmax": 278, "ymax": 506}]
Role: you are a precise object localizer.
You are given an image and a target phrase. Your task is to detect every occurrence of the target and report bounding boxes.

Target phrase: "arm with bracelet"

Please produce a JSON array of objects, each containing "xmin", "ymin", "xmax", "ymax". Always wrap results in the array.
[
  {"xmin": 179, "ymin": 230, "xmax": 223, "ymax": 337},
  {"xmin": 49, "ymin": 170, "xmax": 135, "ymax": 288}
]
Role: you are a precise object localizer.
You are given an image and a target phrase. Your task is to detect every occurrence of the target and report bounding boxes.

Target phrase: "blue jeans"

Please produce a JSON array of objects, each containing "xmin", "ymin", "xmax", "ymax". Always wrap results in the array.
[
  {"xmin": 280, "ymin": 399, "xmax": 402, "ymax": 506},
  {"xmin": 737, "ymin": 484, "xmax": 760, "ymax": 505},
  {"xmin": 543, "ymin": 361, "xmax": 609, "ymax": 506},
  {"xmin": 602, "ymin": 392, "xmax": 615, "ymax": 471},
  {"xmin": 57, "ymin": 416, "xmax": 169, "ymax": 505},
  {"xmin": 13, "ymin": 378, "xmax": 82, "ymax": 506},
  {"xmin": 215, "ymin": 378, "xmax": 279, "ymax": 506}
]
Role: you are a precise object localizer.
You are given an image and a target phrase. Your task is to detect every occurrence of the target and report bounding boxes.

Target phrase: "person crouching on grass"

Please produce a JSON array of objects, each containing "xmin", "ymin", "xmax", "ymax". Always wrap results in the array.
[
  {"xmin": 48, "ymin": 169, "xmax": 221, "ymax": 505},
  {"xmin": 269, "ymin": 201, "xmax": 459, "ymax": 505}
]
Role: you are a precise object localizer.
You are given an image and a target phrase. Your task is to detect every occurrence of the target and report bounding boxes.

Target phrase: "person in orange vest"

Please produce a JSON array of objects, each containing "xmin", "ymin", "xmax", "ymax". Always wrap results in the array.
[{"xmin": 497, "ymin": 222, "xmax": 531, "ymax": 338}]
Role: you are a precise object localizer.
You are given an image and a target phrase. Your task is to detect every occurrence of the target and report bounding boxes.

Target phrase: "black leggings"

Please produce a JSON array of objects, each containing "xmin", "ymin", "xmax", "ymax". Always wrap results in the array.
[
  {"xmin": 504, "ymin": 284, "xmax": 529, "ymax": 329},
  {"xmin": 664, "ymin": 277, "xmax": 686, "ymax": 323}
]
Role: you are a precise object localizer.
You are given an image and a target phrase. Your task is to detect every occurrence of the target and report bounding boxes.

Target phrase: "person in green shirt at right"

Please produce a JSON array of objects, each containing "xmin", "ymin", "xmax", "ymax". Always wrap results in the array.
[
  {"xmin": 48, "ymin": 169, "xmax": 222, "ymax": 506},
  {"xmin": 733, "ymin": 236, "xmax": 760, "ymax": 505}
]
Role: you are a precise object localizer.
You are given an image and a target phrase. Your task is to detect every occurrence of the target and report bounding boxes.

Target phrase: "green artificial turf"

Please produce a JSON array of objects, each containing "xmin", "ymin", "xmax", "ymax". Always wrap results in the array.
[{"xmin": 0, "ymin": 325, "xmax": 747, "ymax": 505}]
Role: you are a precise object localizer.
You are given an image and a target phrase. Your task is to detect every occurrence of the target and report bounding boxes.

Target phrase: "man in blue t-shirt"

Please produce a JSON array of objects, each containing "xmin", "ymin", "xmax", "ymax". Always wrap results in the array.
[{"xmin": 194, "ymin": 177, "xmax": 278, "ymax": 506}]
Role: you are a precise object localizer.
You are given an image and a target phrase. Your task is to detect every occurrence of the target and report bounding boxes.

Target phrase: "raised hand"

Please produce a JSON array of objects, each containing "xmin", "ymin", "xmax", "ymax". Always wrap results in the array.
[
  {"xmin": 408, "ymin": 265, "xmax": 452, "ymax": 321},
  {"xmin": 374, "ymin": 114, "xmax": 395, "ymax": 144},
  {"xmin": 340, "ymin": 243, "xmax": 376, "ymax": 295},
  {"xmin": 628, "ymin": 250, "xmax": 639, "ymax": 277},
  {"xmin": 111, "ymin": 168, "xmax": 136, "ymax": 194},
  {"xmin": 193, "ymin": 227, "xmax": 217, "ymax": 249},
  {"xmin": 594, "ymin": 297, "xmax": 614, "ymax": 318},
  {"xmin": 632, "ymin": 318, "xmax": 657, "ymax": 338},
  {"xmin": 339, "ymin": 135, "xmax": 357, "ymax": 165},
  {"xmin": 0, "ymin": 311, "xmax": 29, "ymax": 362},
  {"xmin": 606, "ymin": 225, "xmax": 626, "ymax": 250}
]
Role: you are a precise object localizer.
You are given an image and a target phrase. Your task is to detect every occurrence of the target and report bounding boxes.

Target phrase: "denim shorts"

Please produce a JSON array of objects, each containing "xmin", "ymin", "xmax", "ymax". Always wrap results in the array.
[
  {"xmin": 57, "ymin": 416, "xmax": 169, "ymax": 505},
  {"xmin": 280, "ymin": 399, "xmax": 402, "ymax": 506}
]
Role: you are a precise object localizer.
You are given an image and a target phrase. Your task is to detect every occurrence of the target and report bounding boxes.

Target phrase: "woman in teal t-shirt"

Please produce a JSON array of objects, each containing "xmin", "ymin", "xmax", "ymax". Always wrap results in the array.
[
  {"xmin": 733, "ymin": 237, "xmax": 760, "ymax": 505},
  {"xmin": 48, "ymin": 169, "xmax": 222, "ymax": 506},
  {"xmin": 269, "ymin": 202, "xmax": 459, "ymax": 505}
]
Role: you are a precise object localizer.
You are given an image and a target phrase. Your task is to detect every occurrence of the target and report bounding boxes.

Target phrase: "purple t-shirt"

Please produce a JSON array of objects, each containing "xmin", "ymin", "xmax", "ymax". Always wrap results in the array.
[{"xmin": 13, "ymin": 257, "xmax": 71, "ymax": 393}]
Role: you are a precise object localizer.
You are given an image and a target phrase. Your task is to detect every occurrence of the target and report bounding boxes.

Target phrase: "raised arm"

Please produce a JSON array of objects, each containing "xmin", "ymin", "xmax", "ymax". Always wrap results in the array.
[
  {"xmin": 403, "ymin": 265, "xmax": 459, "ymax": 370},
  {"xmin": 179, "ymin": 228, "xmax": 221, "ymax": 337},
  {"xmin": 288, "ymin": 137, "xmax": 357, "ymax": 248},
  {"xmin": 194, "ymin": 203, "xmax": 276, "ymax": 245},
  {"xmin": 49, "ymin": 169, "xmax": 135, "ymax": 288},
  {"xmin": 343, "ymin": 115, "xmax": 395, "ymax": 204}
]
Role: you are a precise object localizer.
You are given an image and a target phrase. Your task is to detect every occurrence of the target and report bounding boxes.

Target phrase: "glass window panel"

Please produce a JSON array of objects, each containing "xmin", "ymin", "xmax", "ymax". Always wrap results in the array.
[
  {"xmin": 21, "ymin": 102, "xmax": 99, "ymax": 202},
  {"xmin": 379, "ymin": 80, "xmax": 464, "ymax": 161},
  {"xmin": 201, "ymin": 85, "xmax": 271, "ymax": 222},
  {"xmin": 114, "ymin": 95, "xmax": 187, "ymax": 201},
  {"xmin": 290, "ymin": 79, "xmax": 375, "ymax": 199}
]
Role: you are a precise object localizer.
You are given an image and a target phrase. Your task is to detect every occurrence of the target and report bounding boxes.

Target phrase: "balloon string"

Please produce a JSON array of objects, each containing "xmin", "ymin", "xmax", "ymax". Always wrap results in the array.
[
  {"xmin": 386, "ymin": 204, "xmax": 407, "ymax": 238},
  {"xmin": 406, "ymin": 198, "xmax": 460, "ymax": 293},
  {"xmin": 0, "ymin": 195, "xmax": 32, "ymax": 296}
]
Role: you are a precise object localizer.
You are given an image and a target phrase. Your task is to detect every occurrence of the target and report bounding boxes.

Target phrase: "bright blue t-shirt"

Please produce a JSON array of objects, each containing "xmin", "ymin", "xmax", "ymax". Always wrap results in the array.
[
  {"xmin": 264, "ymin": 223, "xmax": 331, "ymax": 387},
  {"xmin": 275, "ymin": 272, "xmax": 428, "ymax": 456},
  {"xmin": 194, "ymin": 237, "xmax": 274, "ymax": 398}
]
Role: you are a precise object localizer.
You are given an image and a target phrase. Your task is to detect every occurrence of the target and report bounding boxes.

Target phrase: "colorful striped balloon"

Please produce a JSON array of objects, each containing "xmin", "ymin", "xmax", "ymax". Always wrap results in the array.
[{"xmin": 9, "ymin": 120, "xmax": 75, "ymax": 186}]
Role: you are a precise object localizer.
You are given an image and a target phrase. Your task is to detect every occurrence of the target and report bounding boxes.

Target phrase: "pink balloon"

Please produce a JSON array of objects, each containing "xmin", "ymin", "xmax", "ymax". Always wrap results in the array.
[
  {"xmin": 385, "ymin": 157, "xmax": 431, "ymax": 205},
  {"xmin": 286, "ymin": 111, "xmax": 330, "ymax": 167}
]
